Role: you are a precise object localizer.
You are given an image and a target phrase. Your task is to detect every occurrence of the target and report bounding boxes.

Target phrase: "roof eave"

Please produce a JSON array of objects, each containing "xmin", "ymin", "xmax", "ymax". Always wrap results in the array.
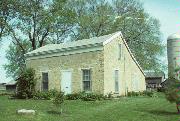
[{"xmin": 25, "ymin": 43, "xmax": 103, "ymax": 58}]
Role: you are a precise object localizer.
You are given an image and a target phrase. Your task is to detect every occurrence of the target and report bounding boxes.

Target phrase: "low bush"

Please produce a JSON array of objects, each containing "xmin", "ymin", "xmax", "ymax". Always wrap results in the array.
[
  {"xmin": 81, "ymin": 93, "xmax": 104, "ymax": 101},
  {"xmin": 127, "ymin": 90, "xmax": 155, "ymax": 97},
  {"xmin": 104, "ymin": 92, "xmax": 113, "ymax": 100},
  {"xmin": 66, "ymin": 93, "xmax": 82, "ymax": 100},
  {"xmin": 65, "ymin": 92, "xmax": 104, "ymax": 101},
  {"xmin": 33, "ymin": 89, "xmax": 58, "ymax": 100},
  {"xmin": 0, "ymin": 91, "xmax": 14, "ymax": 96},
  {"xmin": 142, "ymin": 90, "xmax": 154, "ymax": 97},
  {"xmin": 127, "ymin": 91, "xmax": 139, "ymax": 96}
]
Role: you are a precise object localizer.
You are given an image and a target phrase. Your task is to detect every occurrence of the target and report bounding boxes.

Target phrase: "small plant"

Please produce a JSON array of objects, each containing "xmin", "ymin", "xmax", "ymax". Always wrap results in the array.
[
  {"xmin": 142, "ymin": 91, "xmax": 154, "ymax": 97},
  {"xmin": 52, "ymin": 92, "xmax": 64, "ymax": 114},
  {"xmin": 104, "ymin": 92, "xmax": 113, "ymax": 100}
]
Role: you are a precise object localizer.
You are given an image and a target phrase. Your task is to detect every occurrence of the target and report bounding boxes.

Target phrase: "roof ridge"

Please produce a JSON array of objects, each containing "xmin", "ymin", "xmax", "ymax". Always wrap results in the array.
[{"xmin": 25, "ymin": 32, "xmax": 118, "ymax": 56}]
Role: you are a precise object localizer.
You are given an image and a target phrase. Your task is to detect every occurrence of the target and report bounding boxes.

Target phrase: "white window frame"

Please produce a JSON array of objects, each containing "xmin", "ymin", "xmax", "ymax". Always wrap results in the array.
[
  {"xmin": 114, "ymin": 70, "xmax": 119, "ymax": 93},
  {"xmin": 82, "ymin": 69, "xmax": 91, "ymax": 92}
]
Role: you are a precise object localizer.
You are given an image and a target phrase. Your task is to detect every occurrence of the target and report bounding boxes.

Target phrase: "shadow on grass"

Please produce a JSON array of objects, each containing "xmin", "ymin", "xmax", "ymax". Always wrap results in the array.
[
  {"xmin": 47, "ymin": 110, "xmax": 62, "ymax": 115},
  {"xmin": 139, "ymin": 110, "xmax": 178, "ymax": 116}
]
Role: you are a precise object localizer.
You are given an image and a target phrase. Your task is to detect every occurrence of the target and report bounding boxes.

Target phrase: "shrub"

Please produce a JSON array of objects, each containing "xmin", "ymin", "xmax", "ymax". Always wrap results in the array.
[
  {"xmin": 127, "ymin": 91, "xmax": 139, "ymax": 96},
  {"xmin": 81, "ymin": 93, "xmax": 104, "ymax": 101},
  {"xmin": 16, "ymin": 68, "xmax": 36, "ymax": 99},
  {"xmin": 0, "ymin": 91, "xmax": 13, "ymax": 96},
  {"xmin": 52, "ymin": 92, "xmax": 65, "ymax": 113},
  {"xmin": 164, "ymin": 77, "xmax": 180, "ymax": 113},
  {"xmin": 33, "ymin": 89, "xmax": 58, "ymax": 100},
  {"xmin": 127, "ymin": 91, "xmax": 155, "ymax": 97},
  {"xmin": 53, "ymin": 92, "xmax": 64, "ymax": 106},
  {"xmin": 142, "ymin": 90, "xmax": 154, "ymax": 97},
  {"xmin": 105, "ymin": 92, "xmax": 113, "ymax": 99},
  {"xmin": 164, "ymin": 77, "xmax": 180, "ymax": 103},
  {"xmin": 66, "ymin": 93, "xmax": 82, "ymax": 100},
  {"xmin": 65, "ymin": 92, "xmax": 105, "ymax": 101}
]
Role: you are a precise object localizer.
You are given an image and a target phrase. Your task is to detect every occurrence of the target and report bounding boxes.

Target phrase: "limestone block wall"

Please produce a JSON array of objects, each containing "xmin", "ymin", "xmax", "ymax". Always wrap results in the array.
[
  {"xmin": 124, "ymin": 47, "xmax": 146, "ymax": 93},
  {"xmin": 103, "ymin": 36, "xmax": 145, "ymax": 96},
  {"xmin": 26, "ymin": 51, "xmax": 104, "ymax": 94}
]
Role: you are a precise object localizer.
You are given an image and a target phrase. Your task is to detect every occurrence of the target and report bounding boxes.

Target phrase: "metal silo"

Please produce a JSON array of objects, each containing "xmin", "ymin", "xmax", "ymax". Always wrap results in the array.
[{"xmin": 167, "ymin": 33, "xmax": 180, "ymax": 78}]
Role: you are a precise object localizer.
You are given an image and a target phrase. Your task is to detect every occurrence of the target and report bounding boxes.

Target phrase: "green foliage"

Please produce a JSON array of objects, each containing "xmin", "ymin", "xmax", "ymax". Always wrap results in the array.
[
  {"xmin": 2, "ymin": 0, "xmax": 76, "ymax": 79},
  {"xmin": 0, "ymin": 0, "xmax": 15, "ymax": 39},
  {"xmin": 81, "ymin": 93, "xmax": 104, "ymax": 101},
  {"xmin": 66, "ymin": 93, "xmax": 82, "ymax": 100},
  {"xmin": 69, "ymin": 0, "xmax": 164, "ymax": 71},
  {"xmin": 65, "ymin": 92, "xmax": 104, "ymax": 101},
  {"xmin": 3, "ymin": 0, "xmax": 165, "ymax": 80},
  {"xmin": 0, "ymin": 91, "xmax": 13, "ymax": 96},
  {"xmin": 33, "ymin": 89, "xmax": 58, "ymax": 100},
  {"xmin": 164, "ymin": 77, "xmax": 180, "ymax": 103},
  {"xmin": 127, "ymin": 91, "xmax": 139, "ymax": 96},
  {"xmin": 16, "ymin": 68, "xmax": 36, "ymax": 99},
  {"xmin": 104, "ymin": 92, "xmax": 113, "ymax": 100},
  {"xmin": 52, "ymin": 92, "xmax": 64, "ymax": 109},
  {"xmin": 127, "ymin": 91, "xmax": 155, "ymax": 97},
  {"xmin": 1, "ymin": 93, "xmax": 180, "ymax": 121},
  {"xmin": 4, "ymin": 41, "xmax": 31, "ymax": 79}
]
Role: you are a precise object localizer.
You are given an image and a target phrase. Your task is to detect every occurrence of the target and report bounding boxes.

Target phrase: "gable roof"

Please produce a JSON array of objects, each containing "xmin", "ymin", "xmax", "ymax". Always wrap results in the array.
[
  {"xmin": 5, "ymin": 80, "xmax": 17, "ymax": 86},
  {"xmin": 25, "ymin": 31, "xmax": 145, "ymax": 76},
  {"xmin": 145, "ymin": 71, "xmax": 165, "ymax": 78},
  {"xmin": 25, "ymin": 32, "xmax": 119, "ymax": 57}
]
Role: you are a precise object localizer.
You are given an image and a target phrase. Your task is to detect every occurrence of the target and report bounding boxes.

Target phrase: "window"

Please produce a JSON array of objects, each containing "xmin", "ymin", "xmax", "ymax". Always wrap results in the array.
[
  {"xmin": 42, "ymin": 72, "xmax": 48, "ymax": 91},
  {"xmin": 115, "ymin": 70, "xmax": 119, "ymax": 92},
  {"xmin": 118, "ymin": 44, "xmax": 122, "ymax": 60},
  {"xmin": 82, "ymin": 69, "xmax": 91, "ymax": 91}
]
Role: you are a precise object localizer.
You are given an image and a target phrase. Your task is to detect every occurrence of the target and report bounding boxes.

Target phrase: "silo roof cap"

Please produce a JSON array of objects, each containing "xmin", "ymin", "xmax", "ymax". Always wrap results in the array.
[{"xmin": 168, "ymin": 33, "xmax": 180, "ymax": 40}]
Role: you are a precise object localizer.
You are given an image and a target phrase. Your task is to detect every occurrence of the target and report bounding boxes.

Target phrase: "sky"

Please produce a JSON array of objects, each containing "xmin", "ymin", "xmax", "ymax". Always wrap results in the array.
[{"xmin": 0, "ymin": 0, "xmax": 180, "ymax": 83}]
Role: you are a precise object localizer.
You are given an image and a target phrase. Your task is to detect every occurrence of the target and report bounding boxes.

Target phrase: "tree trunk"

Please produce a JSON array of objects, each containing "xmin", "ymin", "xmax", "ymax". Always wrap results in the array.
[{"xmin": 176, "ymin": 104, "xmax": 180, "ymax": 113}]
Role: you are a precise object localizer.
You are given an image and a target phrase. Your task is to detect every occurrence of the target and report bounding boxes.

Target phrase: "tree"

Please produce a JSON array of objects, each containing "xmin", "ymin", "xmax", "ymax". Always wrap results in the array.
[
  {"xmin": 3, "ymin": 0, "xmax": 164, "ymax": 79},
  {"xmin": 0, "ymin": 0, "xmax": 18, "ymax": 42},
  {"xmin": 2, "ymin": 0, "xmax": 76, "ymax": 78},
  {"xmin": 4, "ymin": 41, "xmax": 31, "ymax": 79},
  {"xmin": 165, "ymin": 77, "xmax": 180, "ymax": 113},
  {"xmin": 5, "ymin": 0, "xmax": 75, "ymax": 49},
  {"xmin": 69, "ymin": 0, "xmax": 164, "ymax": 71},
  {"xmin": 0, "ymin": 0, "xmax": 76, "ymax": 48}
]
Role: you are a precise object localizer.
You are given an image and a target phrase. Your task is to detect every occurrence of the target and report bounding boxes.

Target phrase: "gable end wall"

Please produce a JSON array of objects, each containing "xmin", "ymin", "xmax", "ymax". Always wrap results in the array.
[{"xmin": 103, "ymin": 36, "xmax": 146, "ymax": 96}]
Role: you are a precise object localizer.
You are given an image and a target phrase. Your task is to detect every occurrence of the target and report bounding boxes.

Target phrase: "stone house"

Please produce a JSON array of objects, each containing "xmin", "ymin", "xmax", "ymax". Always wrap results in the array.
[{"xmin": 25, "ymin": 31, "xmax": 146, "ymax": 96}]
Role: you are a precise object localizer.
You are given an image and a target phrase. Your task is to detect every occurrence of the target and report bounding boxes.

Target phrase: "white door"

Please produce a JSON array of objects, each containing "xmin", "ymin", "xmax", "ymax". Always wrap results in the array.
[{"xmin": 61, "ymin": 70, "xmax": 72, "ymax": 94}]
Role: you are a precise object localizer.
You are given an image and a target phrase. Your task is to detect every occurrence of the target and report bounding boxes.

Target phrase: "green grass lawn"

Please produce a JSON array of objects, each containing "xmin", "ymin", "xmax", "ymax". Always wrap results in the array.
[{"xmin": 0, "ymin": 93, "xmax": 180, "ymax": 121}]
